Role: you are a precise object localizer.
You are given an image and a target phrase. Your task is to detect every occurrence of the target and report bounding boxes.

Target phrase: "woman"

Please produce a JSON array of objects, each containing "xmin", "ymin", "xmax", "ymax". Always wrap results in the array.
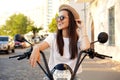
[{"xmin": 29, "ymin": 4, "xmax": 90, "ymax": 79}]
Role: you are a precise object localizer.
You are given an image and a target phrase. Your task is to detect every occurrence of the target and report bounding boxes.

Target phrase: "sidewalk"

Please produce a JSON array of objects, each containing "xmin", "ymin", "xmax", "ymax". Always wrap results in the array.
[
  {"xmin": 103, "ymin": 60, "xmax": 120, "ymax": 72},
  {"xmin": 82, "ymin": 56, "xmax": 120, "ymax": 72},
  {"xmin": 79, "ymin": 57, "xmax": 120, "ymax": 80}
]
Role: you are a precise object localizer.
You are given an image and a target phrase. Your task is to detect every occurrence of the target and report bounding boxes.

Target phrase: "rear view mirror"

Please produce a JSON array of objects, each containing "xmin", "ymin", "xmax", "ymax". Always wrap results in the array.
[
  {"xmin": 14, "ymin": 34, "xmax": 26, "ymax": 42},
  {"xmin": 97, "ymin": 32, "xmax": 108, "ymax": 43}
]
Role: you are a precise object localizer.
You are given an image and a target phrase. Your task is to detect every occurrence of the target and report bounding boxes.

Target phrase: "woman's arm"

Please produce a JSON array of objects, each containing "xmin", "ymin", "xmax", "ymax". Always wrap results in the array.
[
  {"xmin": 76, "ymin": 22, "xmax": 90, "ymax": 50},
  {"xmin": 29, "ymin": 41, "xmax": 49, "ymax": 67},
  {"xmin": 79, "ymin": 26, "xmax": 90, "ymax": 50}
]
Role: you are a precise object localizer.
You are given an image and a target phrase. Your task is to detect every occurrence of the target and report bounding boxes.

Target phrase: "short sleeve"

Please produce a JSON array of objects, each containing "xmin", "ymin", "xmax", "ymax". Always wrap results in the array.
[{"xmin": 44, "ymin": 33, "xmax": 56, "ymax": 47}]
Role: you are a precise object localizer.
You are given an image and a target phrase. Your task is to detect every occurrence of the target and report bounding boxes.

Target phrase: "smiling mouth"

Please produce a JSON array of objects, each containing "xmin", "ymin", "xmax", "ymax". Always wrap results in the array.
[
  {"xmin": 58, "ymin": 24, "xmax": 62, "ymax": 26},
  {"xmin": 58, "ymin": 22, "xmax": 63, "ymax": 26}
]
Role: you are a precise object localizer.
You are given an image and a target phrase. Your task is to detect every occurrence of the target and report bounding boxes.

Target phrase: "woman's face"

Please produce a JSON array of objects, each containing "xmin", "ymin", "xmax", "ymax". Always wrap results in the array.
[{"xmin": 56, "ymin": 10, "xmax": 69, "ymax": 30}]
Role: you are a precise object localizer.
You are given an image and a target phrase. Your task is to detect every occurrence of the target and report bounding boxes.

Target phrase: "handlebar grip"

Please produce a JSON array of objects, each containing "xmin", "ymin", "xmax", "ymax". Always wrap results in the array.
[
  {"xmin": 9, "ymin": 55, "xmax": 21, "ymax": 59},
  {"xmin": 9, "ymin": 51, "xmax": 31, "ymax": 60},
  {"xmin": 94, "ymin": 52, "xmax": 105, "ymax": 59},
  {"xmin": 17, "ymin": 51, "xmax": 31, "ymax": 60},
  {"xmin": 17, "ymin": 54, "xmax": 26, "ymax": 60},
  {"xmin": 94, "ymin": 52, "xmax": 112, "ymax": 59}
]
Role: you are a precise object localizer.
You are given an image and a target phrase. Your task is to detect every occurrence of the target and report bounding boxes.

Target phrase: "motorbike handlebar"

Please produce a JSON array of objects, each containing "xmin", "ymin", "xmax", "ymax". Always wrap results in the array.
[
  {"xmin": 9, "ymin": 51, "xmax": 31, "ymax": 60},
  {"xmin": 72, "ymin": 48, "xmax": 112, "ymax": 79},
  {"xmin": 94, "ymin": 52, "xmax": 112, "ymax": 59},
  {"xmin": 82, "ymin": 48, "xmax": 112, "ymax": 59},
  {"xmin": 9, "ymin": 48, "xmax": 112, "ymax": 60}
]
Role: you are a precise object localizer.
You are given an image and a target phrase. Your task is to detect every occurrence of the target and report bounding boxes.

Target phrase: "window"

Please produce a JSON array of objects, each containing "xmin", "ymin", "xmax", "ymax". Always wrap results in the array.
[
  {"xmin": 108, "ymin": 6, "xmax": 115, "ymax": 46},
  {"xmin": 0, "ymin": 36, "xmax": 8, "ymax": 41}
]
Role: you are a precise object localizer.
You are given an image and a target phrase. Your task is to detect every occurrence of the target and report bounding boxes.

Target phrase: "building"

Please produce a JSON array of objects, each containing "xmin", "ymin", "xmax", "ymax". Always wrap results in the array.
[
  {"xmin": 44, "ymin": 0, "xmax": 69, "ymax": 30},
  {"xmin": 74, "ymin": 0, "xmax": 120, "ymax": 61}
]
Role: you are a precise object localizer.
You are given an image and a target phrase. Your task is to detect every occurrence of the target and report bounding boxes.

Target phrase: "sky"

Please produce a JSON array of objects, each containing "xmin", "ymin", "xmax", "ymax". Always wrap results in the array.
[
  {"xmin": 0, "ymin": 0, "xmax": 44, "ymax": 14},
  {"xmin": 0, "ymin": 0, "xmax": 45, "ymax": 25}
]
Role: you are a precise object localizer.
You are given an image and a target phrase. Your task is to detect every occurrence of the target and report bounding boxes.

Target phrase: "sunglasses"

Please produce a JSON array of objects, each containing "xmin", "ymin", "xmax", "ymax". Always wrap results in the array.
[{"xmin": 56, "ymin": 16, "xmax": 68, "ymax": 21}]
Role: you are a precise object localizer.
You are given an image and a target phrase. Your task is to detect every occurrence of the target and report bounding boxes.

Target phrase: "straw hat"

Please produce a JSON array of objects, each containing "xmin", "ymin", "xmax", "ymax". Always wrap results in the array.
[{"xmin": 59, "ymin": 4, "xmax": 80, "ymax": 20}]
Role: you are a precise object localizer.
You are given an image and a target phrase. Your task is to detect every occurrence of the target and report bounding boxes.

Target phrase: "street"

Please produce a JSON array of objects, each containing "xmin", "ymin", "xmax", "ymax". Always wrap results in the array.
[
  {"xmin": 0, "ymin": 48, "xmax": 120, "ymax": 80},
  {"xmin": 0, "ymin": 48, "xmax": 47, "ymax": 80}
]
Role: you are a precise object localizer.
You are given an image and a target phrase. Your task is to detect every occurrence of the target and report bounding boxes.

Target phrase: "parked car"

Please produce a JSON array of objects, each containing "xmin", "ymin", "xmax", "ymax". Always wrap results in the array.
[
  {"xmin": 0, "ymin": 36, "xmax": 15, "ymax": 54},
  {"xmin": 14, "ymin": 41, "xmax": 26, "ymax": 48}
]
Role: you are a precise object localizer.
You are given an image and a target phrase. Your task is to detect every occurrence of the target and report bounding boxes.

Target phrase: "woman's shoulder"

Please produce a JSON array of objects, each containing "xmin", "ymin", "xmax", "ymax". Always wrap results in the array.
[
  {"xmin": 45, "ymin": 33, "xmax": 57, "ymax": 41},
  {"xmin": 48, "ymin": 33, "xmax": 57, "ymax": 38},
  {"xmin": 44, "ymin": 33, "xmax": 57, "ymax": 46}
]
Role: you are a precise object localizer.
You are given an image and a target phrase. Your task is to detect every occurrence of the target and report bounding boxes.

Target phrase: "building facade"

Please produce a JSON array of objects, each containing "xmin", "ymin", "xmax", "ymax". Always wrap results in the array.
[{"xmin": 74, "ymin": 0, "xmax": 120, "ymax": 61}]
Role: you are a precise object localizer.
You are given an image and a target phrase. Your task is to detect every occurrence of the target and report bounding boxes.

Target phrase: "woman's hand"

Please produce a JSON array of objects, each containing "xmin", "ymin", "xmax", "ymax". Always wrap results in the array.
[
  {"xmin": 29, "ymin": 41, "xmax": 49, "ymax": 67},
  {"xmin": 29, "ymin": 45, "xmax": 40, "ymax": 67},
  {"xmin": 76, "ymin": 21, "xmax": 86, "ymax": 37}
]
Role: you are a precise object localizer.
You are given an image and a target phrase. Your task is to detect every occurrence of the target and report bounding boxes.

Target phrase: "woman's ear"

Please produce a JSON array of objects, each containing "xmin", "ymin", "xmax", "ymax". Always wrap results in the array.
[
  {"xmin": 76, "ymin": 28, "xmax": 80, "ymax": 37},
  {"xmin": 76, "ymin": 21, "xmax": 85, "ymax": 29}
]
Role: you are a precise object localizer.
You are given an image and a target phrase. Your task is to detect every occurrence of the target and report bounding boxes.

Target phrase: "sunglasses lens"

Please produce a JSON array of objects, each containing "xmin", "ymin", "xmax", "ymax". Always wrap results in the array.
[
  {"xmin": 56, "ymin": 16, "xmax": 65, "ymax": 21},
  {"xmin": 60, "ymin": 16, "xmax": 65, "ymax": 21}
]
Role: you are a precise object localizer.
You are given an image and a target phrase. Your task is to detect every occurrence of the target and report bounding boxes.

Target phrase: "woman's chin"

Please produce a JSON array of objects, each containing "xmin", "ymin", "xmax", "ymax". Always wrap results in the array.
[{"xmin": 58, "ymin": 27, "xmax": 62, "ymax": 30}]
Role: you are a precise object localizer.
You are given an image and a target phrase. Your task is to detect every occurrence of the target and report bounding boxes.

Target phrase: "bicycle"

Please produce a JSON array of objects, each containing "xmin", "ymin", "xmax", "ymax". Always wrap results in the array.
[{"xmin": 9, "ymin": 32, "xmax": 112, "ymax": 80}]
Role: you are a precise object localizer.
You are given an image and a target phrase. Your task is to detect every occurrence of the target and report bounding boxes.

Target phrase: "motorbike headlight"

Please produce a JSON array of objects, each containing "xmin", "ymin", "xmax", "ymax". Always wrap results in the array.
[
  {"xmin": 51, "ymin": 64, "xmax": 73, "ymax": 80},
  {"xmin": 53, "ymin": 69, "xmax": 71, "ymax": 80}
]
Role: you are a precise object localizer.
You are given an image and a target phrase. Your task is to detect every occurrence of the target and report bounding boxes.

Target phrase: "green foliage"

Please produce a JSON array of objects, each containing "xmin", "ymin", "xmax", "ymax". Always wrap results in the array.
[
  {"xmin": 0, "ymin": 13, "xmax": 36, "ymax": 37},
  {"xmin": 32, "ymin": 26, "xmax": 43, "ymax": 34},
  {"xmin": 31, "ymin": 26, "xmax": 43, "ymax": 38},
  {"xmin": 48, "ymin": 13, "xmax": 58, "ymax": 33},
  {"xmin": 0, "ymin": 25, "xmax": 7, "ymax": 36}
]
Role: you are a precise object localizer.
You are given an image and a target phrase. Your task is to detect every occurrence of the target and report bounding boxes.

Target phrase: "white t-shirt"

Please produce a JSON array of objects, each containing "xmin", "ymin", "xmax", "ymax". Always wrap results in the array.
[{"xmin": 44, "ymin": 33, "xmax": 83, "ymax": 74}]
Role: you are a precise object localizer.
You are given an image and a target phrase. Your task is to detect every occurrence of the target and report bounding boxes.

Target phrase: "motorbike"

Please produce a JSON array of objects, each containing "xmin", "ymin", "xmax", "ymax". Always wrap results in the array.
[{"xmin": 9, "ymin": 32, "xmax": 112, "ymax": 80}]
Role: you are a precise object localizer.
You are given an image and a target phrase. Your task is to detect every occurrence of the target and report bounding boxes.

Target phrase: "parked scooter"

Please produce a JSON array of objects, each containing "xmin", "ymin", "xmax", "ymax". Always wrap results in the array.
[{"xmin": 9, "ymin": 32, "xmax": 112, "ymax": 80}]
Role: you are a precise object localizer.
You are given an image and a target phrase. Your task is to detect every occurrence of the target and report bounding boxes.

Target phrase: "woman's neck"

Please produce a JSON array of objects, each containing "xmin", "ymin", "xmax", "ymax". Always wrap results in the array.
[{"xmin": 62, "ymin": 29, "xmax": 69, "ymax": 38}]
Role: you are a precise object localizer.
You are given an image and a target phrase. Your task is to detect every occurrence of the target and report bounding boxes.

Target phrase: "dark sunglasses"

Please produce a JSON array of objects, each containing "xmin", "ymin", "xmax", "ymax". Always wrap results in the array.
[{"xmin": 56, "ymin": 16, "xmax": 67, "ymax": 21}]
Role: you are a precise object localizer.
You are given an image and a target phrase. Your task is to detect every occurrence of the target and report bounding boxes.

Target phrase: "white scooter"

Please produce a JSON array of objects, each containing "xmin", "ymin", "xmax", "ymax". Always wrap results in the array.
[{"xmin": 9, "ymin": 32, "xmax": 112, "ymax": 80}]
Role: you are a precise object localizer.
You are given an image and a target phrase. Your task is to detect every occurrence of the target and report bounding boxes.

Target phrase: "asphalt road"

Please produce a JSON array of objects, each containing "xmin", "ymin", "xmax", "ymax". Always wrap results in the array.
[
  {"xmin": 0, "ymin": 48, "xmax": 120, "ymax": 80},
  {"xmin": 0, "ymin": 48, "xmax": 48, "ymax": 80}
]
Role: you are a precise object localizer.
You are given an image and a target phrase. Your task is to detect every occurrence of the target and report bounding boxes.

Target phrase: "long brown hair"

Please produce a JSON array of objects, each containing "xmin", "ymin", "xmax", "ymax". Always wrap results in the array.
[{"xmin": 56, "ymin": 9, "xmax": 78, "ymax": 59}]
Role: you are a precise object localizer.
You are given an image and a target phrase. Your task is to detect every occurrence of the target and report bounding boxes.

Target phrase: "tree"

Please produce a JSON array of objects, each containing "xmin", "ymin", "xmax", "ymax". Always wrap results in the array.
[
  {"xmin": 0, "ymin": 25, "xmax": 7, "ymax": 35},
  {"xmin": 0, "ymin": 13, "xmax": 35, "ymax": 37},
  {"xmin": 48, "ymin": 13, "xmax": 58, "ymax": 33},
  {"xmin": 31, "ymin": 26, "xmax": 43, "ymax": 39}
]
